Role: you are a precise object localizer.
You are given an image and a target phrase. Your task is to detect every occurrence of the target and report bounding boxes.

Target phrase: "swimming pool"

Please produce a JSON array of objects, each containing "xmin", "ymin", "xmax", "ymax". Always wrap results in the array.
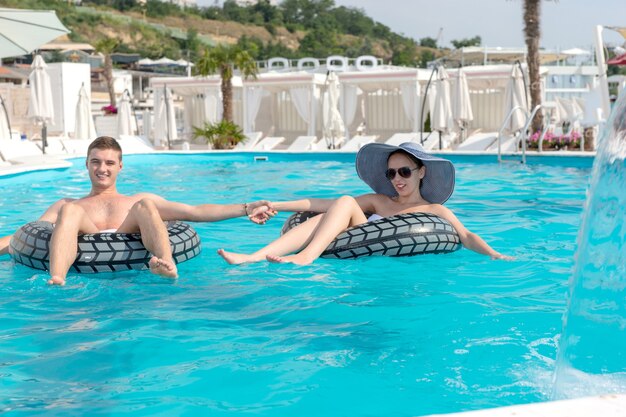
[{"xmin": 0, "ymin": 153, "xmax": 593, "ymax": 416}]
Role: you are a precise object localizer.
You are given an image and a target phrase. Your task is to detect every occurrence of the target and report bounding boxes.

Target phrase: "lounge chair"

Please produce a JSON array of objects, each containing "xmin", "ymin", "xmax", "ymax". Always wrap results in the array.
[
  {"xmin": 62, "ymin": 139, "xmax": 91, "ymax": 156},
  {"xmin": 486, "ymin": 134, "xmax": 519, "ymax": 152},
  {"xmin": 287, "ymin": 136, "xmax": 319, "ymax": 151},
  {"xmin": 340, "ymin": 135, "xmax": 378, "ymax": 151},
  {"xmin": 118, "ymin": 134, "xmax": 155, "ymax": 154},
  {"xmin": 235, "ymin": 131, "xmax": 263, "ymax": 150},
  {"xmin": 253, "ymin": 136, "xmax": 285, "ymax": 150},
  {"xmin": 0, "ymin": 139, "xmax": 43, "ymax": 162},
  {"xmin": 454, "ymin": 132, "xmax": 499, "ymax": 151},
  {"xmin": 33, "ymin": 137, "xmax": 68, "ymax": 156},
  {"xmin": 385, "ymin": 132, "xmax": 420, "ymax": 146}
]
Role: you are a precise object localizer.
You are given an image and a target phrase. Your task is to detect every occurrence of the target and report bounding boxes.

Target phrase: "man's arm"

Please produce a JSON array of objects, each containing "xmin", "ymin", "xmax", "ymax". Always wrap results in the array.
[{"xmin": 140, "ymin": 194, "xmax": 275, "ymax": 224}]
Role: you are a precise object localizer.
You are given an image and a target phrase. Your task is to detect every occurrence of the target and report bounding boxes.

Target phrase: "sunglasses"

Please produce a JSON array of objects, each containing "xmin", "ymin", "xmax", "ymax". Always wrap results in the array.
[{"xmin": 385, "ymin": 166, "xmax": 419, "ymax": 180}]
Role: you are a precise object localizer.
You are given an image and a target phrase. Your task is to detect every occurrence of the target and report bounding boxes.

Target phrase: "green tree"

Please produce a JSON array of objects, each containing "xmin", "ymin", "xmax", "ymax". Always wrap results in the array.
[
  {"xmin": 451, "ymin": 36, "xmax": 482, "ymax": 49},
  {"xmin": 195, "ymin": 44, "xmax": 258, "ymax": 122},
  {"xmin": 523, "ymin": 0, "xmax": 543, "ymax": 132},
  {"xmin": 280, "ymin": 0, "xmax": 335, "ymax": 28},
  {"xmin": 94, "ymin": 37, "xmax": 119, "ymax": 107},
  {"xmin": 419, "ymin": 37, "xmax": 438, "ymax": 49}
]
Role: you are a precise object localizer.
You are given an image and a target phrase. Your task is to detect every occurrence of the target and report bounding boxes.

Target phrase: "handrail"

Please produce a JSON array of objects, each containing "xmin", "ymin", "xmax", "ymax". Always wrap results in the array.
[
  {"xmin": 496, "ymin": 104, "xmax": 542, "ymax": 164},
  {"xmin": 495, "ymin": 105, "xmax": 526, "ymax": 162},
  {"xmin": 516, "ymin": 104, "xmax": 543, "ymax": 164},
  {"xmin": 537, "ymin": 115, "xmax": 552, "ymax": 153}
]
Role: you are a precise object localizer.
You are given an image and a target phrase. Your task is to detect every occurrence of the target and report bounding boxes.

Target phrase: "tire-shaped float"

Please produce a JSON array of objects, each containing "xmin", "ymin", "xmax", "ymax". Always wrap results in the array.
[
  {"xmin": 281, "ymin": 212, "xmax": 461, "ymax": 259},
  {"xmin": 10, "ymin": 221, "xmax": 201, "ymax": 273}
]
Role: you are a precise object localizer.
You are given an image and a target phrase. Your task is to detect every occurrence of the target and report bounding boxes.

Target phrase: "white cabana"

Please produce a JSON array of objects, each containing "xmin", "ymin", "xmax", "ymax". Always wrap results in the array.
[
  {"xmin": 457, "ymin": 65, "xmax": 534, "ymax": 133},
  {"xmin": 150, "ymin": 76, "xmax": 233, "ymax": 140},
  {"xmin": 337, "ymin": 67, "xmax": 430, "ymax": 141},
  {"xmin": 242, "ymin": 72, "xmax": 325, "ymax": 139}
]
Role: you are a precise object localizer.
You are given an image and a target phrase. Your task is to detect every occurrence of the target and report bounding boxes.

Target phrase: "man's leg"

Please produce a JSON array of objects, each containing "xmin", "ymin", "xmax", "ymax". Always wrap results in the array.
[
  {"xmin": 117, "ymin": 199, "xmax": 177, "ymax": 278},
  {"xmin": 49, "ymin": 203, "xmax": 100, "ymax": 285}
]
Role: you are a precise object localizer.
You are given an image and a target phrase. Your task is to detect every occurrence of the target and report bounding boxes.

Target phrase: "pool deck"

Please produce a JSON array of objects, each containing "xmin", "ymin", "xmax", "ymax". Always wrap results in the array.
[{"xmin": 427, "ymin": 394, "xmax": 626, "ymax": 417}]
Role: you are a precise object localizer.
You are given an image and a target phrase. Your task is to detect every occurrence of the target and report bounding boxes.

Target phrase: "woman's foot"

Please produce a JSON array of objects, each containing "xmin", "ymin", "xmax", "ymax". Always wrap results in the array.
[
  {"xmin": 148, "ymin": 256, "xmax": 178, "ymax": 278},
  {"xmin": 266, "ymin": 254, "xmax": 314, "ymax": 265},
  {"xmin": 217, "ymin": 249, "xmax": 262, "ymax": 265}
]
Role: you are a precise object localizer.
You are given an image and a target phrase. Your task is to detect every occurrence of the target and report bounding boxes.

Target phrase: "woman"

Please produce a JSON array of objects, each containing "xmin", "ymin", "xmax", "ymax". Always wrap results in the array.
[{"xmin": 218, "ymin": 142, "xmax": 512, "ymax": 265}]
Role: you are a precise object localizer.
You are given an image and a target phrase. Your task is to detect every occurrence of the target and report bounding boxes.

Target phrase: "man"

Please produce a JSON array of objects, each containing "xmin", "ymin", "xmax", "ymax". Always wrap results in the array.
[{"xmin": 0, "ymin": 136, "xmax": 274, "ymax": 285}]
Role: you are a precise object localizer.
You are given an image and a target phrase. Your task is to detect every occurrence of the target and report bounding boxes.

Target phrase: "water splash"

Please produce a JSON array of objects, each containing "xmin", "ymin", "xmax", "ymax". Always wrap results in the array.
[{"xmin": 552, "ymin": 91, "xmax": 626, "ymax": 399}]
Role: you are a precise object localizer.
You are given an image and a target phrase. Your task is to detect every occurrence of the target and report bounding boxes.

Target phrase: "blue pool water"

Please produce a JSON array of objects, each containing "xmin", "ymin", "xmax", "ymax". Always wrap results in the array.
[{"xmin": 0, "ymin": 153, "xmax": 593, "ymax": 416}]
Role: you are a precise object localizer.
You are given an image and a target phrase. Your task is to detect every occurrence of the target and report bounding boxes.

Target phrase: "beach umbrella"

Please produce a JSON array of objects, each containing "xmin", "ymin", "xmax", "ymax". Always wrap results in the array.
[
  {"xmin": 607, "ymin": 53, "xmax": 626, "ymax": 66},
  {"xmin": 0, "ymin": 94, "xmax": 11, "ymax": 141},
  {"xmin": 73, "ymin": 84, "xmax": 96, "ymax": 140},
  {"xmin": 503, "ymin": 64, "xmax": 528, "ymax": 133},
  {"xmin": 0, "ymin": 7, "xmax": 70, "ymax": 59},
  {"xmin": 136, "ymin": 58, "xmax": 155, "ymax": 66},
  {"xmin": 117, "ymin": 90, "xmax": 136, "ymax": 137},
  {"xmin": 154, "ymin": 86, "xmax": 177, "ymax": 148},
  {"xmin": 452, "ymin": 67, "xmax": 473, "ymax": 138},
  {"xmin": 27, "ymin": 54, "xmax": 54, "ymax": 153},
  {"xmin": 323, "ymin": 72, "xmax": 345, "ymax": 149},
  {"xmin": 429, "ymin": 66, "xmax": 452, "ymax": 149},
  {"xmin": 153, "ymin": 57, "xmax": 178, "ymax": 67}
]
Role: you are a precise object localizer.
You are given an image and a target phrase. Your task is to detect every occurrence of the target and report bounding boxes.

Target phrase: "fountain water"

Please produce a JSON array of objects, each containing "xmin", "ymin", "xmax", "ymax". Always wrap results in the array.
[{"xmin": 553, "ymin": 91, "xmax": 626, "ymax": 399}]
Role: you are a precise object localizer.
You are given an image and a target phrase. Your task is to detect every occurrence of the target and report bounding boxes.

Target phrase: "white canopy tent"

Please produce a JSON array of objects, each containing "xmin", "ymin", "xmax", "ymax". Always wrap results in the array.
[
  {"xmin": 241, "ymin": 72, "xmax": 325, "ymax": 139},
  {"xmin": 337, "ymin": 67, "xmax": 431, "ymax": 141},
  {"xmin": 150, "ymin": 76, "xmax": 239, "ymax": 143}
]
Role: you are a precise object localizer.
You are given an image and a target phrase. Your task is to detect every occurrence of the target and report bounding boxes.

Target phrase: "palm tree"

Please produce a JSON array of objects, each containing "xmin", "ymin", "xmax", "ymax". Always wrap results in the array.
[
  {"xmin": 95, "ymin": 37, "xmax": 119, "ymax": 108},
  {"xmin": 195, "ymin": 44, "xmax": 258, "ymax": 122},
  {"xmin": 523, "ymin": 0, "xmax": 543, "ymax": 133}
]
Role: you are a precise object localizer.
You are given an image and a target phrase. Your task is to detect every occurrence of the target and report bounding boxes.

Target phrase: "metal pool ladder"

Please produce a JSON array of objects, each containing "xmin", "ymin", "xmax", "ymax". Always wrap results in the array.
[{"xmin": 497, "ymin": 104, "xmax": 543, "ymax": 165}]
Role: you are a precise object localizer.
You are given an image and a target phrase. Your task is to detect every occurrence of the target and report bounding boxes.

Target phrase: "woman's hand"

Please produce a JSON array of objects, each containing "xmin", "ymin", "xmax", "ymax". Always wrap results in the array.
[
  {"xmin": 491, "ymin": 252, "xmax": 515, "ymax": 261},
  {"xmin": 246, "ymin": 200, "xmax": 277, "ymax": 224}
]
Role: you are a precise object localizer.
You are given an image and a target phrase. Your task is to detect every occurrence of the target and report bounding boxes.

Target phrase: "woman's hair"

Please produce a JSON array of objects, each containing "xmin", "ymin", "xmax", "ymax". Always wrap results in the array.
[{"xmin": 388, "ymin": 150, "xmax": 424, "ymax": 168}]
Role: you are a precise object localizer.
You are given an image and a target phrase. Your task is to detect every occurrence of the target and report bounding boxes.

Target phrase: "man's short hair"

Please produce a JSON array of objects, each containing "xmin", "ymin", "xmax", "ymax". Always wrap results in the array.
[{"xmin": 87, "ymin": 136, "xmax": 123, "ymax": 161}]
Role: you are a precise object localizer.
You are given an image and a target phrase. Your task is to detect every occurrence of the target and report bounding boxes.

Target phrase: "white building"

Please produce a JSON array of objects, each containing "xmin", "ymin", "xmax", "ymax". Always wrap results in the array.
[{"xmin": 152, "ymin": 0, "xmax": 198, "ymax": 7}]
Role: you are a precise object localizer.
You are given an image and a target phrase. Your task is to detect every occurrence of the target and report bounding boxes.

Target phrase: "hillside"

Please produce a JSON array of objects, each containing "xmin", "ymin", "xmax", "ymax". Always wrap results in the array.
[{"xmin": 0, "ymin": 0, "xmax": 445, "ymax": 66}]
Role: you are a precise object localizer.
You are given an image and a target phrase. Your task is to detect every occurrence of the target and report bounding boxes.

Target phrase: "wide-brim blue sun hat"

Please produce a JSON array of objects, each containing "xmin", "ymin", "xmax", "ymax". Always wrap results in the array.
[{"xmin": 355, "ymin": 142, "xmax": 455, "ymax": 204}]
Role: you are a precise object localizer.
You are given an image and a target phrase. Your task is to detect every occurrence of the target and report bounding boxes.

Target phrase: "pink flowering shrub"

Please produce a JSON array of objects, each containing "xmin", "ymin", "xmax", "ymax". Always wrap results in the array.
[
  {"xmin": 102, "ymin": 104, "xmax": 117, "ymax": 115},
  {"xmin": 527, "ymin": 131, "xmax": 582, "ymax": 150}
]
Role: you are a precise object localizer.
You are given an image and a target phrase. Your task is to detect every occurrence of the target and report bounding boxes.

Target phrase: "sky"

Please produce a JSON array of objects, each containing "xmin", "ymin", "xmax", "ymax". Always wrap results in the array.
[{"xmin": 195, "ymin": 0, "xmax": 626, "ymax": 51}]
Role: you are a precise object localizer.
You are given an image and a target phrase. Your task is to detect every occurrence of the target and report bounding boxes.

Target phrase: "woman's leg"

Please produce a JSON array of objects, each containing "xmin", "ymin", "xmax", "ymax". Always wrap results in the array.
[
  {"xmin": 267, "ymin": 195, "xmax": 367, "ymax": 265},
  {"xmin": 218, "ymin": 214, "xmax": 324, "ymax": 264}
]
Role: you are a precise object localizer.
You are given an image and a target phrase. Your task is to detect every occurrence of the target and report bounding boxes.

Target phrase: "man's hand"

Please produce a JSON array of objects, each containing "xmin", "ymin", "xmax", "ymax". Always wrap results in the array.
[{"xmin": 246, "ymin": 200, "xmax": 277, "ymax": 224}]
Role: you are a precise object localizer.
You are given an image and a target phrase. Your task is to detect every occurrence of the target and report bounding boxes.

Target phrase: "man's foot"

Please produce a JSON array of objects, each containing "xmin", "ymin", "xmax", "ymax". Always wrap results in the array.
[
  {"xmin": 217, "ymin": 249, "xmax": 258, "ymax": 265},
  {"xmin": 47, "ymin": 275, "xmax": 66, "ymax": 286},
  {"xmin": 148, "ymin": 256, "xmax": 178, "ymax": 278},
  {"xmin": 266, "ymin": 254, "xmax": 313, "ymax": 265}
]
